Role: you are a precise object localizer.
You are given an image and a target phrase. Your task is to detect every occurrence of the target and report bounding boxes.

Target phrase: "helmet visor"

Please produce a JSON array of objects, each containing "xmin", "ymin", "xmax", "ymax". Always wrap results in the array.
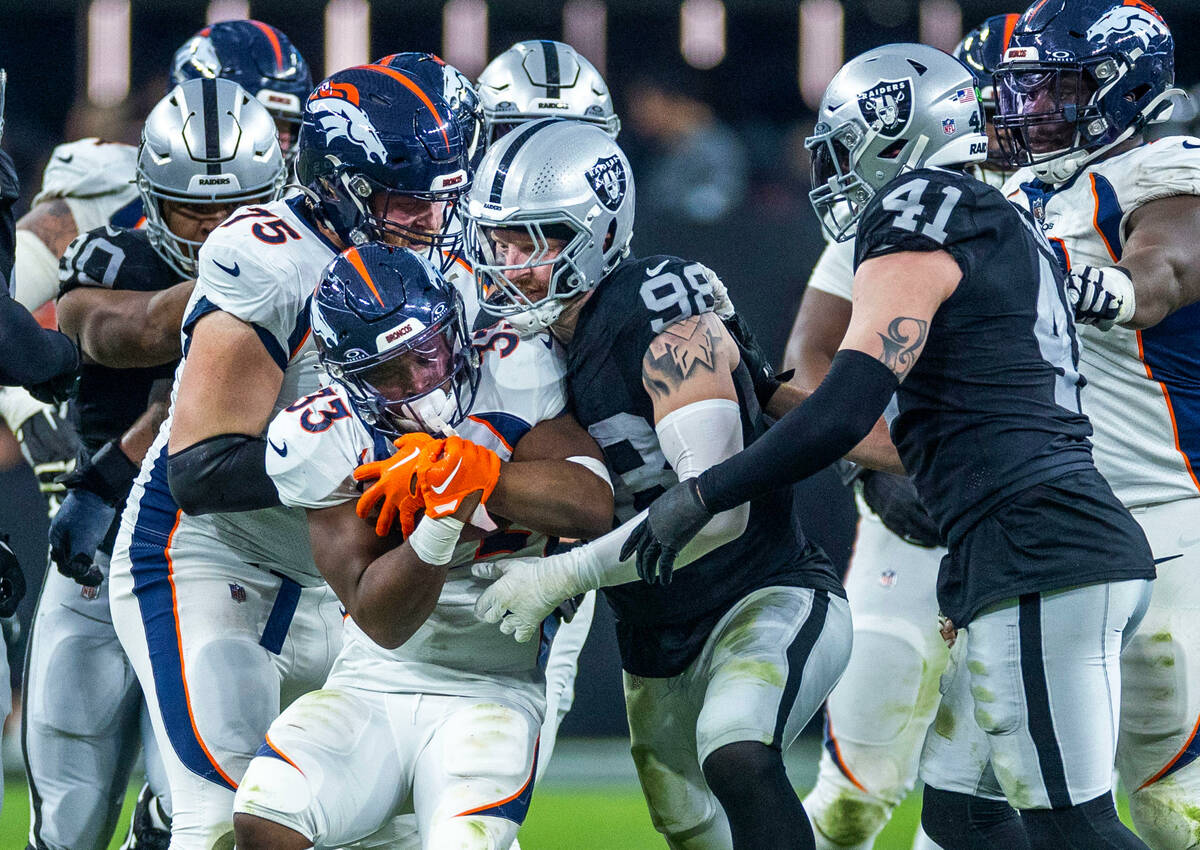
[{"xmin": 994, "ymin": 65, "xmax": 1101, "ymax": 166}]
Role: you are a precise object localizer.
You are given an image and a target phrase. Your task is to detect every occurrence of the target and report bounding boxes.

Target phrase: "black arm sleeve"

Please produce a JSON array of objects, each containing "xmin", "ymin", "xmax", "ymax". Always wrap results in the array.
[
  {"xmin": 167, "ymin": 433, "xmax": 282, "ymax": 516},
  {"xmin": 0, "ymin": 293, "xmax": 80, "ymax": 385},
  {"xmin": 697, "ymin": 349, "xmax": 898, "ymax": 513},
  {"xmin": 0, "ymin": 149, "xmax": 19, "ymax": 289}
]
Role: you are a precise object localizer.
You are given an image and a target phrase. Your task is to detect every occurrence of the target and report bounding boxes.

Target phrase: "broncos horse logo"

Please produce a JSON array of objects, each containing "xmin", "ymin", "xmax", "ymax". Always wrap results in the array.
[
  {"xmin": 1086, "ymin": 6, "xmax": 1168, "ymax": 50},
  {"xmin": 307, "ymin": 97, "xmax": 388, "ymax": 165}
]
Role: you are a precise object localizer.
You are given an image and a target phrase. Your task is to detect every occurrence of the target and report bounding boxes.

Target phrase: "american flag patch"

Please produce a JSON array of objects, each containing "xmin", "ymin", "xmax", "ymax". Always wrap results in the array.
[
  {"xmin": 953, "ymin": 88, "xmax": 975, "ymax": 104},
  {"xmin": 229, "ymin": 583, "xmax": 247, "ymax": 603}
]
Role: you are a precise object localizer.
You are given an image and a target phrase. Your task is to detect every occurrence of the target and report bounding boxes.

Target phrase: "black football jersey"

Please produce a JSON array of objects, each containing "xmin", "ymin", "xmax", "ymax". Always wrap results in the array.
[
  {"xmin": 569, "ymin": 254, "xmax": 842, "ymax": 678},
  {"xmin": 58, "ymin": 226, "xmax": 182, "ymax": 453}
]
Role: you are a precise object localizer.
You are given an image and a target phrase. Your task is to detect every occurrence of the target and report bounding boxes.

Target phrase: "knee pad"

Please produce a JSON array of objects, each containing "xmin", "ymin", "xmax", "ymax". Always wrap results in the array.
[
  {"xmin": 188, "ymin": 638, "xmax": 279, "ymax": 756},
  {"xmin": 631, "ymin": 745, "xmax": 725, "ymax": 842},
  {"xmin": 829, "ymin": 615, "xmax": 942, "ymax": 748},
  {"xmin": 425, "ymin": 816, "xmax": 517, "ymax": 850},
  {"xmin": 806, "ymin": 777, "xmax": 892, "ymax": 849},
  {"xmin": 1128, "ymin": 773, "xmax": 1200, "ymax": 850},
  {"xmin": 1121, "ymin": 627, "xmax": 1189, "ymax": 742},
  {"xmin": 36, "ymin": 633, "xmax": 135, "ymax": 736},
  {"xmin": 233, "ymin": 755, "xmax": 317, "ymax": 839}
]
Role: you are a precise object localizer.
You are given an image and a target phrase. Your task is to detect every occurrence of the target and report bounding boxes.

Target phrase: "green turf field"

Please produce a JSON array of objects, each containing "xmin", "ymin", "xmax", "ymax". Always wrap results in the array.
[{"xmin": 0, "ymin": 778, "xmax": 1138, "ymax": 848}]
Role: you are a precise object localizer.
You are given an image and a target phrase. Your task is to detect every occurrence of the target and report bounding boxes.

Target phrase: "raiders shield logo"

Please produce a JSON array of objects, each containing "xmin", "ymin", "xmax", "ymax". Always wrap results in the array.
[
  {"xmin": 585, "ymin": 154, "xmax": 627, "ymax": 211},
  {"xmin": 857, "ymin": 78, "xmax": 913, "ymax": 139}
]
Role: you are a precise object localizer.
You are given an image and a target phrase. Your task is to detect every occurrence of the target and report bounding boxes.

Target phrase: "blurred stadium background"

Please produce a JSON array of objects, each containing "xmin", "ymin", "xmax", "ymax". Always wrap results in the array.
[{"xmin": 2, "ymin": 0, "xmax": 1195, "ymax": 844}]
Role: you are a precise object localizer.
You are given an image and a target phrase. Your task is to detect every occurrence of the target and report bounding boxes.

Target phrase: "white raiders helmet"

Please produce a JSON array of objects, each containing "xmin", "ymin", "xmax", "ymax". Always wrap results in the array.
[{"xmin": 463, "ymin": 119, "xmax": 634, "ymax": 336}]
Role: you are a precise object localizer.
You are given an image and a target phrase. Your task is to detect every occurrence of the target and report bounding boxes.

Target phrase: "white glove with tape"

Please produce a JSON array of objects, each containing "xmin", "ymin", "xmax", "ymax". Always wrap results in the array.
[{"xmin": 1066, "ymin": 265, "xmax": 1135, "ymax": 331}]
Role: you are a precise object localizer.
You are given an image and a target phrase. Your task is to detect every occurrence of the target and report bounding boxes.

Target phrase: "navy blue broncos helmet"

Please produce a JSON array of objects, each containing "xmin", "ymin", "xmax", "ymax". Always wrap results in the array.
[
  {"xmin": 171, "ymin": 20, "xmax": 312, "ymax": 155},
  {"xmin": 993, "ymin": 0, "xmax": 1178, "ymax": 183},
  {"xmin": 297, "ymin": 66, "xmax": 468, "ymax": 258},
  {"xmin": 955, "ymin": 14, "xmax": 1020, "ymax": 116},
  {"xmin": 376, "ymin": 52, "xmax": 487, "ymax": 176},
  {"xmin": 311, "ymin": 243, "xmax": 479, "ymax": 437}
]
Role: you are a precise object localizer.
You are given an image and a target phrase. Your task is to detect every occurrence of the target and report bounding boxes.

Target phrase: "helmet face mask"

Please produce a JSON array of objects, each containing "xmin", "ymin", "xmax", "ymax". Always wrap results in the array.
[
  {"xmin": 312, "ymin": 244, "xmax": 479, "ymax": 438},
  {"xmin": 806, "ymin": 119, "xmax": 878, "ymax": 243},
  {"xmin": 137, "ymin": 78, "xmax": 287, "ymax": 277},
  {"xmin": 993, "ymin": 0, "xmax": 1178, "ymax": 184}
]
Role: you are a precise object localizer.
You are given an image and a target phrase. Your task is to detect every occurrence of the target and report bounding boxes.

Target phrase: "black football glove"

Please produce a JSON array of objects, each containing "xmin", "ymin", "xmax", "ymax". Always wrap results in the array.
[
  {"xmin": 48, "ymin": 489, "xmax": 110, "ymax": 587},
  {"xmin": 0, "ymin": 534, "xmax": 26, "ymax": 618},
  {"xmin": 14, "ymin": 405, "xmax": 81, "ymax": 499},
  {"xmin": 724, "ymin": 312, "xmax": 794, "ymax": 410},
  {"xmin": 858, "ymin": 469, "xmax": 945, "ymax": 549},
  {"xmin": 620, "ymin": 478, "xmax": 713, "ymax": 585},
  {"xmin": 25, "ymin": 336, "xmax": 80, "ymax": 405}
]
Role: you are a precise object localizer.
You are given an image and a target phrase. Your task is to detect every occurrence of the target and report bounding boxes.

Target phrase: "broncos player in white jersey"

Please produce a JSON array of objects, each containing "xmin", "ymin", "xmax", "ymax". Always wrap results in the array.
[
  {"xmin": 232, "ymin": 243, "xmax": 611, "ymax": 850},
  {"xmin": 789, "ymin": 16, "xmax": 1018, "ymax": 850},
  {"xmin": 985, "ymin": 2, "xmax": 1200, "ymax": 846},
  {"xmin": 108, "ymin": 65, "xmax": 473, "ymax": 849}
]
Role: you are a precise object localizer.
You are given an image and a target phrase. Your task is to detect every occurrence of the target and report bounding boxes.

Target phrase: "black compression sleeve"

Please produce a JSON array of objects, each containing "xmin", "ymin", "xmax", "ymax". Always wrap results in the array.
[
  {"xmin": 168, "ymin": 433, "xmax": 281, "ymax": 515},
  {"xmin": 0, "ymin": 293, "xmax": 80, "ymax": 385},
  {"xmin": 698, "ymin": 349, "xmax": 898, "ymax": 513}
]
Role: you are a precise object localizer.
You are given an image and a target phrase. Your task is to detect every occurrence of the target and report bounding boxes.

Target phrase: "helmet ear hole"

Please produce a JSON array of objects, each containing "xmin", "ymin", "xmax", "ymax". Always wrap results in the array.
[
  {"xmin": 603, "ymin": 218, "xmax": 617, "ymax": 252},
  {"xmin": 878, "ymin": 140, "xmax": 907, "ymax": 160}
]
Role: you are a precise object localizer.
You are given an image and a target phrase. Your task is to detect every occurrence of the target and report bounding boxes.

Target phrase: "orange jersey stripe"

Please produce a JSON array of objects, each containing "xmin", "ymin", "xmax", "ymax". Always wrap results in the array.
[
  {"xmin": 826, "ymin": 719, "xmax": 869, "ymax": 793},
  {"xmin": 1135, "ymin": 330, "xmax": 1200, "ymax": 493},
  {"xmin": 264, "ymin": 732, "xmax": 305, "ymax": 775},
  {"xmin": 165, "ymin": 510, "xmax": 240, "ymax": 790},
  {"xmin": 453, "ymin": 740, "xmax": 538, "ymax": 818},
  {"xmin": 1139, "ymin": 712, "xmax": 1200, "ymax": 790}
]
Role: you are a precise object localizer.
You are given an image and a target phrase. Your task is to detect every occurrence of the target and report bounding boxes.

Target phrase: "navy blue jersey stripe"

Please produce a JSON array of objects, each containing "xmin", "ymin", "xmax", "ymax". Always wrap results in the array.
[
  {"xmin": 1091, "ymin": 173, "xmax": 1123, "ymax": 262},
  {"xmin": 259, "ymin": 572, "xmax": 302, "ymax": 654},
  {"xmin": 1136, "ymin": 301, "xmax": 1200, "ymax": 489},
  {"xmin": 201, "ymin": 77, "xmax": 221, "ymax": 175},
  {"xmin": 1018, "ymin": 593, "xmax": 1072, "ymax": 808},
  {"xmin": 129, "ymin": 447, "xmax": 238, "ymax": 791},
  {"xmin": 109, "ymin": 196, "xmax": 145, "ymax": 228},
  {"xmin": 489, "ymin": 120, "xmax": 553, "ymax": 205},
  {"xmin": 773, "ymin": 589, "xmax": 830, "ymax": 747},
  {"xmin": 540, "ymin": 40, "xmax": 560, "ymax": 99}
]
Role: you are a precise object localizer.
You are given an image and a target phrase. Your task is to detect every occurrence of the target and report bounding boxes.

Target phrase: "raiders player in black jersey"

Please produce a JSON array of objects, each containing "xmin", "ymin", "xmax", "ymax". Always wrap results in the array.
[
  {"xmin": 449, "ymin": 118, "xmax": 909, "ymax": 850},
  {"xmin": 20, "ymin": 79, "xmax": 285, "ymax": 850},
  {"xmin": 629, "ymin": 44, "xmax": 1155, "ymax": 850}
]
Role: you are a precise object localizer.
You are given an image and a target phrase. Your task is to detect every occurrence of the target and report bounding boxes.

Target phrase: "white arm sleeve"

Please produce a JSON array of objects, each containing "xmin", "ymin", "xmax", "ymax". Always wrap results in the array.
[
  {"xmin": 13, "ymin": 229, "xmax": 62, "ymax": 310},
  {"xmin": 544, "ymin": 398, "xmax": 748, "ymax": 593}
]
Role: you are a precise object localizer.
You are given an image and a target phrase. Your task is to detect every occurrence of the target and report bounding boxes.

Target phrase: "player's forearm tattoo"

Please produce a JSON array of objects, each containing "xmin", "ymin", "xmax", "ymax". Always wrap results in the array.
[
  {"xmin": 17, "ymin": 199, "xmax": 79, "ymax": 258},
  {"xmin": 643, "ymin": 319, "xmax": 720, "ymax": 402},
  {"xmin": 876, "ymin": 316, "xmax": 927, "ymax": 379}
]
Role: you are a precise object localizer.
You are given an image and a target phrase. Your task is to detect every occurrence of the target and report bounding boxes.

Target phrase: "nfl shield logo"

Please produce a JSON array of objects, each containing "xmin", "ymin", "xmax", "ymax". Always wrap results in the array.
[
  {"xmin": 879, "ymin": 569, "xmax": 898, "ymax": 588},
  {"xmin": 229, "ymin": 583, "xmax": 247, "ymax": 603},
  {"xmin": 942, "ymin": 118, "xmax": 957, "ymax": 136},
  {"xmin": 80, "ymin": 585, "xmax": 100, "ymax": 601},
  {"xmin": 857, "ymin": 78, "xmax": 913, "ymax": 139}
]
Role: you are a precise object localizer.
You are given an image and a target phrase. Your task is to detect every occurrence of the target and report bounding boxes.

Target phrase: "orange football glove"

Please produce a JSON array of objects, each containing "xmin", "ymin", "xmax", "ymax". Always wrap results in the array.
[
  {"xmin": 416, "ymin": 435, "xmax": 501, "ymax": 519},
  {"xmin": 354, "ymin": 433, "xmax": 443, "ymax": 537}
]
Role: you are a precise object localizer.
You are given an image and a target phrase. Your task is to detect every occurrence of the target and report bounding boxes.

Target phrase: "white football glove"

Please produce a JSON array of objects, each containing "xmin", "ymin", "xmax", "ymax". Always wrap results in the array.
[
  {"xmin": 1066, "ymin": 265, "xmax": 1135, "ymax": 331},
  {"xmin": 473, "ymin": 555, "xmax": 584, "ymax": 643},
  {"xmin": 700, "ymin": 264, "xmax": 735, "ymax": 319}
]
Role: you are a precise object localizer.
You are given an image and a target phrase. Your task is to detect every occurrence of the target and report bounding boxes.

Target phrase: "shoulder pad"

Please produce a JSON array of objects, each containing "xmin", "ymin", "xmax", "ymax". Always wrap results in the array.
[
  {"xmin": 34, "ymin": 139, "xmax": 137, "ymax": 202},
  {"xmin": 855, "ymin": 169, "xmax": 995, "ymax": 269},
  {"xmin": 607, "ymin": 255, "xmax": 718, "ymax": 336},
  {"xmin": 805, "ymin": 239, "xmax": 855, "ymax": 301},
  {"xmin": 265, "ymin": 384, "xmax": 371, "ymax": 509},
  {"xmin": 1099, "ymin": 137, "xmax": 1200, "ymax": 212},
  {"xmin": 58, "ymin": 227, "xmax": 176, "ymax": 296}
]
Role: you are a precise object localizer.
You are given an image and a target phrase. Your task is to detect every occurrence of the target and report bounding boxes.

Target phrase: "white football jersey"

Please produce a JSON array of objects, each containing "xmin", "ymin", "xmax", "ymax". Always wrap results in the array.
[
  {"xmin": 1004, "ymin": 137, "xmax": 1200, "ymax": 507},
  {"xmin": 804, "ymin": 238, "xmax": 856, "ymax": 302},
  {"xmin": 121, "ymin": 197, "xmax": 336, "ymax": 584},
  {"xmin": 266, "ymin": 322, "xmax": 568, "ymax": 713}
]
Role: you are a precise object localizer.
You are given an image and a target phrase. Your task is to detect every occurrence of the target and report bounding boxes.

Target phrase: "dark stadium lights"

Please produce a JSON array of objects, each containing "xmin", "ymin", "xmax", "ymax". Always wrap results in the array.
[
  {"xmin": 206, "ymin": 0, "xmax": 250, "ymax": 24},
  {"xmin": 918, "ymin": 0, "xmax": 963, "ymax": 52},
  {"xmin": 325, "ymin": 0, "xmax": 371, "ymax": 74},
  {"xmin": 799, "ymin": 0, "xmax": 843, "ymax": 109},
  {"xmin": 681, "ymin": 0, "xmax": 726, "ymax": 70},
  {"xmin": 443, "ymin": 0, "xmax": 489, "ymax": 79},
  {"xmin": 564, "ymin": 0, "xmax": 608, "ymax": 77}
]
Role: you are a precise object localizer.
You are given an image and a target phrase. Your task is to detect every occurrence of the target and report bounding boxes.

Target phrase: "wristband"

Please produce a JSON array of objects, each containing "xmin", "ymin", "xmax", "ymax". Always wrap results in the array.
[
  {"xmin": 61, "ymin": 439, "xmax": 139, "ymax": 505},
  {"xmin": 407, "ymin": 515, "xmax": 465, "ymax": 566}
]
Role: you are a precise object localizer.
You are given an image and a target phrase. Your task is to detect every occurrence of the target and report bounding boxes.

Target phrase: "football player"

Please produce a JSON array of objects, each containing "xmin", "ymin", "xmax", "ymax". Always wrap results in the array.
[
  {"xmin": 232, "ymin": 243, "xmax": 612, "ymax": 850},
  {"xmin": 476, "ymin": 40, "xmax": 620, "ymax": 143},
  {"xmin": 628, "ymin": 43, "xmax": 1155, "ymax": 849},
  {"xmin": 12, "ymin": 20, "xmax": 310, "ymax": 313},
  {"xmin": 106, "ymin": 65, "xmax": 470, "ymax": 849},
  {"xmin": 445, "ymin": 120, "xmax": 861, "ymax": 850},
  {"xmin": 21, "ymin": 78, "xmax": 286, "ymax": 850},
  {"xmin": 993, "ymin": 2, "xmax": 1200, "ymax": 846},
  {"xmin": 790, "ymin": 16, "xmax": 1018, "ymax": 850}
]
